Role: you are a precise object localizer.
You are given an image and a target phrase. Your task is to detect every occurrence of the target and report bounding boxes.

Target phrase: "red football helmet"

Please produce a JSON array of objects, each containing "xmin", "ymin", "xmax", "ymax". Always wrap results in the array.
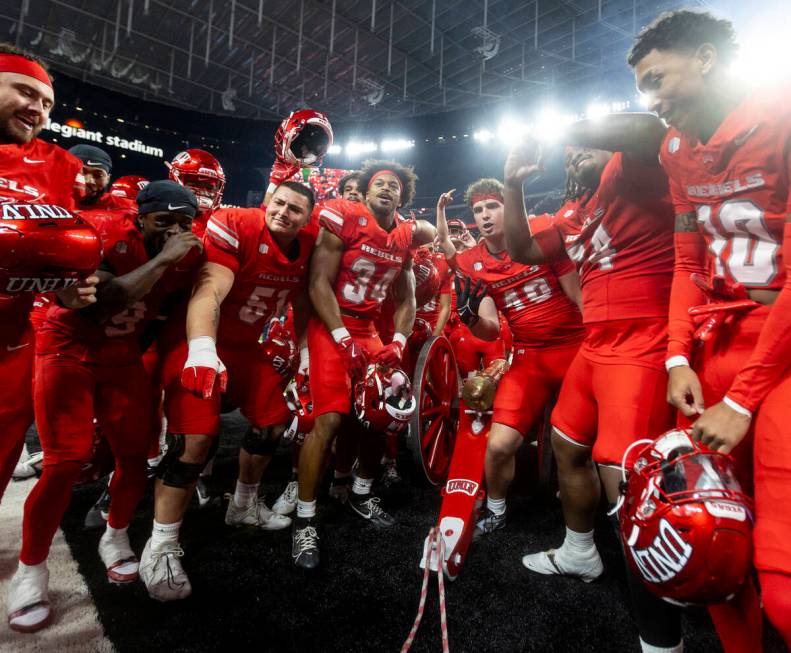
[
  {"xmin": 275, "ymin": 109, "xmax": 333, "ymax": 166},
  {"xmin": 413, "ymin": 247, "xmax": 442, "ymax": 306},
  {"xmin": 354, "ymin": 365, "xmax": 416, "ymax": 434},
  {"xmin": 259, "ymin": 317, "xmax": 297, "ymax": 377},
  {"xmin": 0, "ymin": 202, "xmax": 102, "ymax": 294},
  {"xmin": 167, "ymin": 149, "xmax": 226, "ymax": 211},
  {"xmin": 109, "ymin": 175, "xmax": 149, "ymax": 200},
  {"xmin": 408, "ymin": 318, "xmax": 433, "ymax": 352},
  {"xmin": 619, "ymin": 429, "xmax": 754, "ymax": 606},
  {"xmin": 283, "ymin": 376, "xmax": 314, "ymax": 444}
]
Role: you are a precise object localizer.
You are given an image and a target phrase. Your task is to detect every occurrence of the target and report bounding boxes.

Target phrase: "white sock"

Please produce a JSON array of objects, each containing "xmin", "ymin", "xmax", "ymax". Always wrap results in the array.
[
  {"xmin": 297, "ymin": 499, "xmax": 316, "ymax": 519},
  {"xmin": 233, "ymin": 481, "xmax": 259, "ymax": 508},
  {"xmin": 640, "ymin": 639, "xmax": 683, "ymax": 653},
  {"xmin": 351, "ymin": 476, "xmax": 373, "ymax": 496},
  {"xmin": 487, "ymin": 497, "xmax": 506, "ymax": 516},
  {"xmin": 17, "ymin": 560, "xmax": 46, "ymax": 575},
  {"xmin": 561, "ymin": 527, "xmax": 596, "ymax": 557},
  {"xmin": 102, "ymin": 524, "xmax": 128, "ymax": 541},
  {"xmin": 151, "ymin": 520, "xmax": 181, "ymax": 549}
]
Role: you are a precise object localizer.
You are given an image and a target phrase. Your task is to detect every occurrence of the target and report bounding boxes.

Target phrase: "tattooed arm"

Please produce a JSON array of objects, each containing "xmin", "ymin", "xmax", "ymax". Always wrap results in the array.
[{"xmin": 186, "ymin": 262, "xmax": 236, "ymax": 340}]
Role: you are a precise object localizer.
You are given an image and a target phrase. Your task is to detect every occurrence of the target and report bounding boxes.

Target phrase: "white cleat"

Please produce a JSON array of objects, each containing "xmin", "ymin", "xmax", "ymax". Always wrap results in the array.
[
  {"xmin": 139, "ymin": 538, "xmax": 192, "ymax": 602},
  {"xmin": 521, "ymin": 548, "xmax": 604, "ymax": 583},
  {"xmin": 98, "ymin": 529, "xmax": 139, "ymax": 584},
  {"xmin": 12, "ymin": 451, "xmax": 44, "ymax": 481},
  {"xmin": 272, "ymin": 481, "xmax": 298, "ymax": 516},
  {"xmin": 225, "ymin": 498, "xmax": 291, "ymax": 530},
  {"xmin": 7, "ymin": 562, "xmax": 51, "ymax": 633}
]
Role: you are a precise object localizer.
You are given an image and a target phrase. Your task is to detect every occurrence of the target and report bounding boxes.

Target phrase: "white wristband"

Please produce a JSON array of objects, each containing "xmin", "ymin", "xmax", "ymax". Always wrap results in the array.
[
  {"xmin": 186, "ymin": 336, "xmax": 218, "ymax": 367},
  {"xmin": 393, "ymin": 333, "xmax": 408, "ymax": 348},
  {"xmin": 299, "ymin": 346, "xmax": 310, "ymax": 368},
  {"xmin": 266, "ymin": 181, "xmax": 277, "ymax": 196},
  {"xmin": 665, "ymin": 356, "xmax": 690, "ymax": 371},
  {"xmin": 723, "ymin": 396, "xmax": 753, "ymax": 418},
  {"xmin": 331, "ymin": 327, "xmax": 351, "ymax": 344}
]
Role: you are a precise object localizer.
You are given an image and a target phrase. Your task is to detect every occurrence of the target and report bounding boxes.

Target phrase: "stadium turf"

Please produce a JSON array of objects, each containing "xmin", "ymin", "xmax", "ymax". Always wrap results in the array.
[{"xmin": 45, "ymin": 413, "xmax": 784, "ymax": 652}]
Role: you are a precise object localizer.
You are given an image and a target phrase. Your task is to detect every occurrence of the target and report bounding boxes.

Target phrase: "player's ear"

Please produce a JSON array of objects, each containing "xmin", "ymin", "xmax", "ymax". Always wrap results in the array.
[{"xmin": 695, "ymin": 43, "xmax": 718, "ymax": 78}]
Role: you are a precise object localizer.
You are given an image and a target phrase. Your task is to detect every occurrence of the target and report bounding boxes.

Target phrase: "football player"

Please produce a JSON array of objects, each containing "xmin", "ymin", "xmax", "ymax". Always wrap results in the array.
[
  {"xmin": 435, "ymin": 179, "xmax": 584, "ymax": 536},
  {"xmin": 292, "ymin": 159, "xmax": 435, "ymax": 569},
  {"xmin": 109, "ymin": 175, "xmax": 149, "ymax": 201},
  {"xmin": 627, "ymin": 9, "xmax": 791, "ymax": 647},
  {"xmin": 338, "ymin": 171, "xmax": 362, "ymax": 202},
  {"xmin": 137, "ymin": 181, "xmax": 316, "ymax": 601},
  {"xmin": 502, "ymin": 132, "xmax": 678, "ymax": 652},
  {"xmin": 0, "ymin": 43, "xmax": 98, "ymax": 507},
  {"xmin": 167, "ymin": 148, "xmax": 226, "ymax": 236},
  {"xmin": 69, "ymin": 144, "xmax": 136, "ymax": 212},
  {"xmin": 7, "ymin": 181, "xmax": 201, "ymax": 632}
]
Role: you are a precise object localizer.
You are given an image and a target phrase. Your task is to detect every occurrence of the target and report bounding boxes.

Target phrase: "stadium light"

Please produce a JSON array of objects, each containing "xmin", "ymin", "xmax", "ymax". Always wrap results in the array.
[
  {"xmin": 345, "ymin": 141, "xmax": 378, "ymax": 157},
  {"xmin": 381, "ymin": 138, "xmax": 414, "ymax": 152},
  {"xmin": 731, "ymin": 12, "xmax": 791, "ymax": 86},
  {"xmin": 585, "ymin": 102, "xmax": 610, "ymax": 121},
  {"xmin": 533, "ymin": 108, "xmax": 575, "ymax": 143},
  {"xmin": 326, "ymin": 144, "xmax": 342, "ymax": 155},
  {"xmin": 473, "ymin": 129, "xmax": 493, "ymax": 143},
  {"xmin": 637, "ymin": 93, "xmax": 653, "ymax": 109},
  {"xmin": 497, "ymin": 117, "xmax": 530, "ymax": 145}
]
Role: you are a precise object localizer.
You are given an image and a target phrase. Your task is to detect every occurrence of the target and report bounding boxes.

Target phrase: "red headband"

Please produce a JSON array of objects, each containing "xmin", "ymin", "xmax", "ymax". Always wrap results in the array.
[
  {"xmin": 370, "ymin": 169, "xmax": 402, "ymax": 193},
  {"xmin": 0, "ymin": 54, "xmax": 52, "ymax": 88},
  {"xmin": 470, "ymin": 192, "xmax": 503, "ymax": 207}
]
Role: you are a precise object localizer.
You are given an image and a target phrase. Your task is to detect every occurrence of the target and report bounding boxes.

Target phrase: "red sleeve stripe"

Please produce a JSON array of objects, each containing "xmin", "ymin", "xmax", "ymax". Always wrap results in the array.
[
  {"xmin": 320, "ymin": 208, "xmax": 343, "ymax": 227},
  {"xmin": 207, "ymin": 219, "xmax": 239, "ymax": 249}
]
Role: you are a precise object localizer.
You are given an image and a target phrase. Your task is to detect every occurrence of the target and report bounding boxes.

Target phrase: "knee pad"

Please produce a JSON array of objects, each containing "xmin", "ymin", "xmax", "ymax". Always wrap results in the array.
[
  {"xmin": 155, "ymin": 433, "xmax": 205, "ymax": 488},
  {"xmin": 242, "ymin": 426, "xmax": 278, "ymax": 456}
]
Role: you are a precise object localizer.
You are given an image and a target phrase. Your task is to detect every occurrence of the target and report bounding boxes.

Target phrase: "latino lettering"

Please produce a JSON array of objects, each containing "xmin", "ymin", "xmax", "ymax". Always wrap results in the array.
[{"xmin": 630, "ymin": 518, "xmax": 693, "ymax": 584}]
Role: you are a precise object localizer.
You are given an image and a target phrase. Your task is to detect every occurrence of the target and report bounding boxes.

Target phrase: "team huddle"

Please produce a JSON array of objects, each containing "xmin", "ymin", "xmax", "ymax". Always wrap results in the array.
[{"xmin": 0, "ymin": 7, "xmax": 790, "ymax": 652}]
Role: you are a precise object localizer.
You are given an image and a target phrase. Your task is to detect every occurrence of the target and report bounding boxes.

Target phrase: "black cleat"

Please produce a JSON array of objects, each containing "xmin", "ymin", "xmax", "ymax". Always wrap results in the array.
[
  {"xmin": 292, "ymin": 517, "xmax": 320, "ymax": 569},
  {"xmin": 380, "ymin": 462, "xmax": 403, "ymax": 488},
  {"xmin": 347, "ymin": 493, "xmax": 395, "ymax": 527},
  {"xmin": 84, "ymin": 485, "xmax": 111, "ymax": 530},
  {"xmin": 473, "ymin": 507, "xmax": 506, "ymax": 540}
]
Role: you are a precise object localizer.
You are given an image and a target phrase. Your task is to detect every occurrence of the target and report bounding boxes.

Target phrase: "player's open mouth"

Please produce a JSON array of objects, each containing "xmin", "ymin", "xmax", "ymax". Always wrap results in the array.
[
  {"xmin": 377, "ymin": 194, "xmax": 393, "ymax": 204},
  {"xmin": 15, "ymin": 114, "xmax": 35, "ymax": 131}
]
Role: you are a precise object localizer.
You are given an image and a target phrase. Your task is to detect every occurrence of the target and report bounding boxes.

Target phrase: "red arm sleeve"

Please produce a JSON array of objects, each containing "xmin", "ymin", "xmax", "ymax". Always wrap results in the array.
[
  {"xmin": 204, "ymin": 212, "xmax": 241, "ymax": 273},
  {"xmin": 666, "ymin": 229, "xmax": 708, "ymax": 361},
  {"xmin": 726, "ymin": 222, "xmax": 791, "ymax": 411}
]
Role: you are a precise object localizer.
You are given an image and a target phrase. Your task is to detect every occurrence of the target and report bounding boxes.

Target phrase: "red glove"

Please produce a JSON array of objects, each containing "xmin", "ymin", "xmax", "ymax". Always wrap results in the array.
[
  {"xmin": 267, "ymin": 157, "xmax": 301, "ymax": 194},
  {"xmin": 375, "ymin": 333, "xmax": 406, "ymax": 367},
  {"xmin": 181, "ymin": 337, "xmax": 228, "ymax": 400},
  {"xmin": 332, "ymin": 327, "xmax": 368, "ymax": 379},
  {"xmin": 386, "ymin": 220, "xmax": 416, "ymax": 251}
]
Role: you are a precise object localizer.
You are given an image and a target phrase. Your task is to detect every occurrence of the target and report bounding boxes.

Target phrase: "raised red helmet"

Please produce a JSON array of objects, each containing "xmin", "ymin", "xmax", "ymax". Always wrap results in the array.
[
  {"xmin": 407, "ymin": 317, "xmax": 433, "ymax": 352},
  {"xmin": 167, "ymin": 149, "xmax": 225, "ymax": 211},
  {"xmin": 354, "ymin": 364, "xmax": 416, "ymax": 434},
  {"xmin": 283, "ymin": 375, "xmax": 314, "ymax": 444},
  {"xmin": 413, "ymin": 247, "xmax": 442, "ymax": 306},
  {"xmin": 260, "ymin": 317, "xmax": 297, "ymax": 377},
  {"xmin": 0, "ymin": 202, "xmax": 102, "ymax": 294},
  {"xmin": 109, "ymin": 175, "xmax": 149, "ymax": 200},
  {"xmin": 274, "ymin": 109, "xmax": 333, "ymax": 167},
  {"xmin": 618, "ymin": 429, "xmax": 753, "ymax": 606}
]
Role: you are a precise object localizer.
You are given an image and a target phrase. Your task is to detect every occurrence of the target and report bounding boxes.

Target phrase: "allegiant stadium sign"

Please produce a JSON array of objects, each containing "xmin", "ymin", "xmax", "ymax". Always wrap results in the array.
[{"xmin": 43, "ymin": 119, "xmax": 164, "ymax": 158}]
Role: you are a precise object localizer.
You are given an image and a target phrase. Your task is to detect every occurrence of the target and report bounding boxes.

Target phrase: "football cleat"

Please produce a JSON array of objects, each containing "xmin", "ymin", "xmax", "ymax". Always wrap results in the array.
[
  {"xmin": 474, "ymin": 507, "xmax": 507, "ymax": 539},
  {"xmin": 139, "ymin": 538, "xmax": 192, "ymax": 602},
  {"xmin": 98, "ymin": 529, "xmax": 139, "ymax": 584},
  {"xmin": 84, "ymin": 483, "xmax": 111, "ymax": 530},
  {"xmin": 328, "ymin": 475, "xmax": 352, "ymax": 503},
  {"xmin": 348, "ymin": 494, "xmax": 395, "ymax": 528},
  {"xmin": 380, "ymin": 461, "xmax": 403, "ymax": 488},
  {"xmin": 7, "ymin": 562, "xmax": 51, "ymax": 633},
  {"xmin": 292, "ymin": 517, "xmax": 320, "ymax": 569},
  {"xmin": 12, "ymin": 450, "xmax": 44, "ymax": 480},
  {"xmin": 521, "ymin": 548, "xmax": 603, "ymax": 583},
  {"xmin": 272, "ymin": 480, "xmax": 299, "ymax": 516},
  {"xmin": 225, "ymin": 498, "xmax": 291, "ymax": 530}
]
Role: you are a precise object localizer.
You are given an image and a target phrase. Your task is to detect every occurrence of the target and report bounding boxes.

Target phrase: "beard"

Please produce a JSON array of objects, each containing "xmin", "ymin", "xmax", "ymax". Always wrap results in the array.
[{"xmin": 0, "ymin": 110, "xmax": 41, "ymax": 145}]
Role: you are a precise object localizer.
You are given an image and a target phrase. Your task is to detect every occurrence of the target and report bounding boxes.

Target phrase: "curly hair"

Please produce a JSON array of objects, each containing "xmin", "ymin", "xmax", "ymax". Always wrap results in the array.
[
  {"xmin": 337, "ymin": 171, "xmax": 360, "ymax": 196},
  {"xmin": 463, "ymin": 178, "xmax": 504, "ymax": 207},
  {"xmin": 357, "ymin": 160, "xmax": 418, "ymax": 208},
  {"xmin": 0, "ymin": 42, "xmax": 49, "ymax": 72},
  {"xmin": 627, "ymin": 10, "xmax": 738, "ymax": 67}
]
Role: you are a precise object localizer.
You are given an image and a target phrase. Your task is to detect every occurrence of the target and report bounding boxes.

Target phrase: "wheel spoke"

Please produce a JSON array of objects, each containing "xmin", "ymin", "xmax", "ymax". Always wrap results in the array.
[
  {"xmin": 421, "ymin": 405, "xmax": 444, "ymax": 418},
  {"xmin": 421, "ymin": 417, "xmax": 442, "ymax": 451}
]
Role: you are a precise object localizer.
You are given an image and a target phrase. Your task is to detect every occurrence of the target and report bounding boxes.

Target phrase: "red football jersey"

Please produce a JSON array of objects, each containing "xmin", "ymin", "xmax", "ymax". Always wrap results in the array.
[
  {"xmin": 532, "ymin": 154, "xmax": 675, "ymax": 323},
  {"xmin": 416, "ymin": 253, "xmax": 452, "ymax": 328},
  {"xmin": 37, "ymin": 214, "xmax": 198, "ymax": 364},
  {"xmin": 660, "ymin": 87, "xmax": 790, "ymax": 291},
  {"xmin": 0, "ymin": 138, "xmax": 85, "ymax": 344},
  {"xmin": 77, "ymin": 191, "xmax": 136, "ymax": 213},
  {"xmin": 205, "ymin": 207, "xmax": 315, "ymax": 347},
  {"xmin": 454, "ymin": 241, "xmax": 583, "ymax": 347},
  {"xmin": 315, "ymin": 199, "xmax": 411, "ymax": 321}
]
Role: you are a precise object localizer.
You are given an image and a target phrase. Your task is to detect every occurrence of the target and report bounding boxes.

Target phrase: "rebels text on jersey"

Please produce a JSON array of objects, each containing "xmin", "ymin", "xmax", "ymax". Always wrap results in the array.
[
  {"xmin": 316, "ymin": 199, "xmax": 412, "ymax": 320},
  {"xmin": 205, "ymin": 207, "xmax": 315, "ymax": 347},
  {"xmin": 532, "ymin": 155, "xmax": 675, "ymax": 323},
  {"xmin": 454, "ymin": 240, "xmax": 583, "ymax": 347},
  {"xmin": 660, "ymin": 86, "xmax": 791, "ymax": 292},
  {"xmin": 37, "ymin": 214, "xmax": 198, "ymax": 364}
]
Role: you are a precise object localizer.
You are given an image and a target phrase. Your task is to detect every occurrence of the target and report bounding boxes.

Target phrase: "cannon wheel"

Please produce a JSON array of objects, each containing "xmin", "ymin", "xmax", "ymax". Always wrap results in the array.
[{"xmin": 408, "ymin": 336, "xmax": 459, "ymax": 486}]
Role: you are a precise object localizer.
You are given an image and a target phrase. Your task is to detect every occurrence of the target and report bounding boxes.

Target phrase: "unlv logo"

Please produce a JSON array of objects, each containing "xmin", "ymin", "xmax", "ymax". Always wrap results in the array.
[
  {"xmin": 5, "ymin": 277, "xmax": 78, "ymax": 293},
  {"xmin": 445, "ymin": 479, "xmax": 478, "ymax": 496},
  {"xmin": 630, "ymin": 518, "xmax": 693, "ymax": 584}
]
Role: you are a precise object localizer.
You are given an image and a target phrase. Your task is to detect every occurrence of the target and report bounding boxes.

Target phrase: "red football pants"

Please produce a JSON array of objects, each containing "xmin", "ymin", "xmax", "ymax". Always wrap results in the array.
[{"xmin": 21, "ymin": 353, "xmax": 152, "ymax": 564}]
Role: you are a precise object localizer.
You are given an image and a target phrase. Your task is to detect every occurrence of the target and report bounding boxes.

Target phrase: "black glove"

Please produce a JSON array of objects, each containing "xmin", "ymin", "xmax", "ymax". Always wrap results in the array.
[{"xmin": 454, "ymin": 275, "xmax": 488, "ymax": 327}]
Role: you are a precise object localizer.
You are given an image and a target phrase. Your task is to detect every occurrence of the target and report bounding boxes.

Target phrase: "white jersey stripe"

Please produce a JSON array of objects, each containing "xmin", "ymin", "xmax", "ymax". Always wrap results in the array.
[
  {"xmin": 320, "ymin": 208, "xmax": 343, "ymax": 227},
  {"xmin": 207, "ymin": 219, "xmax": 239, "ymax": 249}
]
